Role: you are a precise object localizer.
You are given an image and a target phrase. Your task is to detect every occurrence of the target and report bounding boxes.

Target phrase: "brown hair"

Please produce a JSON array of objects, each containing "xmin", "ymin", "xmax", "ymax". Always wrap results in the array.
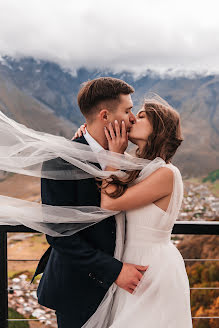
[
  {"xmin": 77, "ymin": 77, "xmax": 134, "ymax": 118},
  {"xmin": 103, "ymin": 101, "xmax": 184, "ymax": 198}
]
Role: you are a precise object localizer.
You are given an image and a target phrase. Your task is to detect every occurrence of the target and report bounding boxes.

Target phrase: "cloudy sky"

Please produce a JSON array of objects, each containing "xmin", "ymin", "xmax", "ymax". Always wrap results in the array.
[{"xmin": 0, "ymin": 0, "xmax": 219, "ymax": 75}]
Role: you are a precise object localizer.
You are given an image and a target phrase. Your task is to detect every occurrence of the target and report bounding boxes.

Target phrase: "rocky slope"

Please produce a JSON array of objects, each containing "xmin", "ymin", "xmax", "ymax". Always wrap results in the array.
[{"xmin": 0, "ymin": 56, "xmax": 218, "ymax": 176}]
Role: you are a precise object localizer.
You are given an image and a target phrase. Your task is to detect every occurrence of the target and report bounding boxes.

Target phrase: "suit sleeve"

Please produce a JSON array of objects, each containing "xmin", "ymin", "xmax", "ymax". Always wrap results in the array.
[
  {"xmin": 41, "ymin": 160, "xmax": 123, "ymax": 290},
  {"xmin": 46, "ymin": 233, "xmax": 122, "ymax": 290}
]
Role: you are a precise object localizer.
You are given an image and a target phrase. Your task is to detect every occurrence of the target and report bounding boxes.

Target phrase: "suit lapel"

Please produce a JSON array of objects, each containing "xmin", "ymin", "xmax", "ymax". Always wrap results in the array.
[{"xmin": 72, "ymin": 135, "xmax": 102, "ymax": 170}]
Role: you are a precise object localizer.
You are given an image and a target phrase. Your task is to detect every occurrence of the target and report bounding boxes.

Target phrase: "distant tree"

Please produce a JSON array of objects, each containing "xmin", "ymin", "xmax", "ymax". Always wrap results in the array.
[
  {"xmin": 186, "ymin": 261, "xmax": 219, "ymax": 328},
  {"xmin": 203, "ymin": 169, "xmax": 219, "ymax": 183}
]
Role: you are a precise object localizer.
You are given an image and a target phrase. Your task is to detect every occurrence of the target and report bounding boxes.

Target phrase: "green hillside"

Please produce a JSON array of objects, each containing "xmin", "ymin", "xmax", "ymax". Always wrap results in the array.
[{"xmin": 203, "ymin": 169, "xmax": 219, "ymax": 183}]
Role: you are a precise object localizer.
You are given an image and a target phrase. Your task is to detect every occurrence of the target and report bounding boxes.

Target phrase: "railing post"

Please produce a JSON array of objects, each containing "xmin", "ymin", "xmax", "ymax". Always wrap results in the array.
[{"xmin": 0, "ymin": 232, "xmax": 8, "ymax": 328}]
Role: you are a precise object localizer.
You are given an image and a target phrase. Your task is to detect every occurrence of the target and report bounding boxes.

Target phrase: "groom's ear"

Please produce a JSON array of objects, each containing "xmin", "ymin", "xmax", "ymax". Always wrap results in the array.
[{"xmin": 99, "ymin": 109, "xmax": 109, "ymax": 122}]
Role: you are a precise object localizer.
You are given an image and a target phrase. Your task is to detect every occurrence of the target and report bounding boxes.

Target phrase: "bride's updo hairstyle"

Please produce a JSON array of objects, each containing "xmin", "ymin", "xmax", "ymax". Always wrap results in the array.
[{"xmin": 104, "ymin": 98, "xmax": 184, "ymax": 198}]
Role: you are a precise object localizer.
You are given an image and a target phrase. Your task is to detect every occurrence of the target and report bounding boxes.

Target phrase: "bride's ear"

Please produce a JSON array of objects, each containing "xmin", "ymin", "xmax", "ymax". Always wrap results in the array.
[{"xmin": 99, "ymin": 109, "xmax": 109, "ymax": 122}]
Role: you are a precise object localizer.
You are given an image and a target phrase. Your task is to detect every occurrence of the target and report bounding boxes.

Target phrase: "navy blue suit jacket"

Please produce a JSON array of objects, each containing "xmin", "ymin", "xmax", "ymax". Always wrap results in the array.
[{"xmin": 36, "ymin": 136, "xmax": 123, "ymax": 326}]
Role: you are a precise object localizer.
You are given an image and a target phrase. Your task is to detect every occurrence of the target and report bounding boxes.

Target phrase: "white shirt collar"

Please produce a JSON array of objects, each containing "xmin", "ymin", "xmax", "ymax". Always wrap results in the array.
[{"xmin": 84, "ymin": 128, "xmax": 105, "ymax": 169}]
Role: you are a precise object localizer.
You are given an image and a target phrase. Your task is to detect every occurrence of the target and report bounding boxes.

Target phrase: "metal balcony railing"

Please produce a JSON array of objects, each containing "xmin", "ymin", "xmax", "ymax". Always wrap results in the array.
[{"xmin": 0, "ymin": 221, "xmax": 219, "ymax": 328}]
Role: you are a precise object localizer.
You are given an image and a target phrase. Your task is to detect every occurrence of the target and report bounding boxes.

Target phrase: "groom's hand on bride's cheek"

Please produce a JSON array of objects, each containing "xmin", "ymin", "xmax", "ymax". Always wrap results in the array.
[{"xmin": 115, "ymin": 263, "xmax": 149, "ymax": 294}]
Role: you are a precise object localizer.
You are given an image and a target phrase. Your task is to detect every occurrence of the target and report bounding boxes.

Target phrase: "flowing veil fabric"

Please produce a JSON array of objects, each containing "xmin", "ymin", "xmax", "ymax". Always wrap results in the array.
[
  {"xmin": 0, "ymin": 109, "xmax": 166, "ymax": 236},
  {"xmin": 0, "ymin": 110, "xmax": 168, "ymax": 327}
]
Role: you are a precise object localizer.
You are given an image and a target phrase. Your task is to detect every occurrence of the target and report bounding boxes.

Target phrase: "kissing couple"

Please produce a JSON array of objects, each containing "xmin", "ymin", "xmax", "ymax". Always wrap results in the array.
[{"xmin": 31, "ymin": 77, "xmax": 193, "ymax": 327}]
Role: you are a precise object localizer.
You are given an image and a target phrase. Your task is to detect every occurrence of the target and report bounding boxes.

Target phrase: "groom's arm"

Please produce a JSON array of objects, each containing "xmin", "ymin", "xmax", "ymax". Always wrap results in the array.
[
  {"xmin": 41, "ymin": 159, "xmax": 123, "ymax": 290},
  {"xmin": 46, "ymin": 233, "xmax": 122, "ymax": 290}
]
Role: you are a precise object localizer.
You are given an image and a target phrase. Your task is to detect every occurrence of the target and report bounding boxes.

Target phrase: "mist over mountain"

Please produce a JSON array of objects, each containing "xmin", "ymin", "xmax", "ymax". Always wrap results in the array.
[{"xmin": 0, "ymin": 56, "xmax": 218, "ymax": 176}]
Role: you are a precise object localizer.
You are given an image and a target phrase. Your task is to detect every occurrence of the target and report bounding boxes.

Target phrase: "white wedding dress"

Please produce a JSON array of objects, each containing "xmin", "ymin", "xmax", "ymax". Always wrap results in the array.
[{"xmin": 109, "ymin": 164, "xmax": 193, "ymax": 328}]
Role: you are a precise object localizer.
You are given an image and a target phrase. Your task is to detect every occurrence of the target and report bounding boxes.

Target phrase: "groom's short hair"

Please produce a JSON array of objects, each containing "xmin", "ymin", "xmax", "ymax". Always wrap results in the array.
[{"xmin": 77, "ymin": 77, "xmax": 134, "ymax": 118}]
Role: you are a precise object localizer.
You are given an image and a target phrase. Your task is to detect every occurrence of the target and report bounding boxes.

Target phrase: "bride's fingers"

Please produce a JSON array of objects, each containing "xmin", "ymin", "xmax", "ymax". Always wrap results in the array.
[
  {"xmin": 81, "ymin": 127, "xmax": 86, "ymax": 135},
  {"xmin": 77, "ymin": 129, "xmax": 82, "ymax": 137},
  {"xmin": 108, "ymin": 122, "xmax": 116, "ymax": 140},
  {"xmin": 76, "ymin": 125, "xmax": 86, "ymax": 137},
  {"xmin": 72, "ymin": 133, "xmax": 78, "ymax": 140},
  {"xmin": 114, "ymin": 120, "xmax": 121, "ymax": 137},
  {"xmin": 104, "ymin": 127, "xmax": 112, "ymax": 143},
  {"xmin": 121, "ymin": 121, "xmax": 127, "ymax": 139}
]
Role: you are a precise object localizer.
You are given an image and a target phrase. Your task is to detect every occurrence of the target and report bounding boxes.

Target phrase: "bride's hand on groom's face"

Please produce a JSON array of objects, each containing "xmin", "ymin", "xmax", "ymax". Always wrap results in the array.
[
  {"xmin": 72, "ymin": 123, "xmax": 87, "ymax": 140},
  {"xmin": 104, "ymin": 120, "xmax": 128, "ymax": 154}
]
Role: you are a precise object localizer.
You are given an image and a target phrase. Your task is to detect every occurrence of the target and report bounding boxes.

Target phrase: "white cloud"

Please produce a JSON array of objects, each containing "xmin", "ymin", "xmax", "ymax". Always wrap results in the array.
[{"xmin": 0, "ymin": 0, "xmax": 219, "ymax": 75}]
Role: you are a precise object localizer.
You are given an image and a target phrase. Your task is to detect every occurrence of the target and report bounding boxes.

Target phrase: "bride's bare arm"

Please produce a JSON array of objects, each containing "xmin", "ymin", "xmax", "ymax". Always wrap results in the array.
[
  {"xmin": 101, "ymin": 167, "xmax": 173, "ymax": 211},
  {"xmin": 101, "ymin": 120, "xmax": 173, "ymax": 211}
]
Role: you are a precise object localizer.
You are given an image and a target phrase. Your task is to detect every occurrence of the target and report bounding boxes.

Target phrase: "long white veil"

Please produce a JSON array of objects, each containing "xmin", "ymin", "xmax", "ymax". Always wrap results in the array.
[{"xmin": 0, "ymin": 109, "xmax": 166, "ymax": 236}]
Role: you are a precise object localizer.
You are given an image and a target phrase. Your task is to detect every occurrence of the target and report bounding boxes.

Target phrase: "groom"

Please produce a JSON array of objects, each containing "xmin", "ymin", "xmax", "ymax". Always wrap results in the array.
[{"xmin": 33, "ymin": 77, "xmax": 148, "ymax": 327}]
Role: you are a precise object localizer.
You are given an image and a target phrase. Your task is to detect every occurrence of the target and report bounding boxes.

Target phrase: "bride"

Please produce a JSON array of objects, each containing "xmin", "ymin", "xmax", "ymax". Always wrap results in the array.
[
  {"xmin": 75, "ymin": 99, "xmax": 193, "ymax": 327},
  {"xmin": 0, "ymin": 92, "xmax": 193, "ymax": 327}
]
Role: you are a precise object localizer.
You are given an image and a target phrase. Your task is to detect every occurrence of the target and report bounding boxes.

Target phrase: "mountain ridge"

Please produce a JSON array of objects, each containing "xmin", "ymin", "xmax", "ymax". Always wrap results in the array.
[{"xmin": 0, "ymin": 56, "xmax": 218, "ymax": 176}]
